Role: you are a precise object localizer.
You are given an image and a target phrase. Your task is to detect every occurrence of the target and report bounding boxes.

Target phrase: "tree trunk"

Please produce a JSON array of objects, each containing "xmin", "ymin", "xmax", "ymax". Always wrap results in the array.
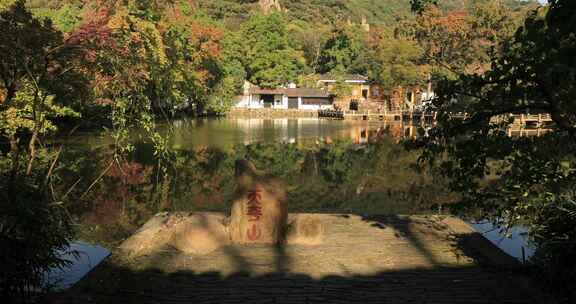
[
  {"xmin": 26, "ymin": 129, "xmax": 38, "ymax": 176},
  {"xmin": 9, "ymin": 134, "xmax": 20, "ymax": 185},
  {"xmin": 427, "ymin": 73, "xmax": 433, "ymax": 99}
]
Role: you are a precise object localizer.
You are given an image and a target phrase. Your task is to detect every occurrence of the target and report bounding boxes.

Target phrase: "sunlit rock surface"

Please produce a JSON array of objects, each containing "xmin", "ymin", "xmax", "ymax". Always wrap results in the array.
[
  {"xmin": 62, "ymin": 214, "xmax": 552, "ymax": 304},
  {"xmin": 117, "ymin": 213, "xmax": 511, "ymax": 278}
]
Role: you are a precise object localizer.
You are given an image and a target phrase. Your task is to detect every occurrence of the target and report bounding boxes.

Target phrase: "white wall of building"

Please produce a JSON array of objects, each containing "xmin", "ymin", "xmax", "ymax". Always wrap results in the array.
[
  {"xmin": 234, "ymin": 95, "xmax": 256, "ymax": 108},
  {"xmin": 233, "ymin": 94, "xmax": 263, "ymax": 109},
  {"xmin": 234, "ymin": 94, "xmax": 333, "ymax": 110},
  {"xmin": 234, "ymin": 94, "xmax": 290, "ymax": 109},
  {"xmin": 296, "ymin": 97, "xmax": 333, "ymax": 110},
  {"xmin": 273, "ymin": 95, "xmax": 288, "ymax": 109}
]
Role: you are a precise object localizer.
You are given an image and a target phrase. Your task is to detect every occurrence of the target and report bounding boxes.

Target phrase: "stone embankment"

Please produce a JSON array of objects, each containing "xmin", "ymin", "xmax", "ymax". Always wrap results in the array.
[{"xmin": 227, "ymin": 108, "xmax": 318, "ymax": 118}]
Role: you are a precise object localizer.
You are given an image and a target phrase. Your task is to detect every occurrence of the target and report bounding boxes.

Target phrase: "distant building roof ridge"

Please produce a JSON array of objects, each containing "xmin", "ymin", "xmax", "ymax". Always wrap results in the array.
[
  {"xmin": 249, "ymin": 86, "xmax": 332, "ymax": 98},
  {"xmin": 284, "ymin": 87, "xmax": 332, "ymax": 98},
  {"xmin": 317, "ymin": 73, "xmax": 368, "ymax": 82}
]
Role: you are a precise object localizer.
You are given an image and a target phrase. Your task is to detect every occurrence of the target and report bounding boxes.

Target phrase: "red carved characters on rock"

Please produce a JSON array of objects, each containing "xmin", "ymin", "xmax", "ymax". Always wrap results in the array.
[
  {"xmin": 246, "ymin": 188, "xmax": 263, "ymax": 240},
  {"xmin": 247, "ymin": 223, "xmax": 261, "ymax": 241},
  {"xmin": 246, "ymin": 189, "xmax": 263, "ymax": 221}
]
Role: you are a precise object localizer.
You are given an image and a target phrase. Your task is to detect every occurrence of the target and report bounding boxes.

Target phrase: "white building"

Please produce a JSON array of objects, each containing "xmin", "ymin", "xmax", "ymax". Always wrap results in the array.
[{"xmin": 234, "ymin": 82, "xmax": 335, "ymax": 110}]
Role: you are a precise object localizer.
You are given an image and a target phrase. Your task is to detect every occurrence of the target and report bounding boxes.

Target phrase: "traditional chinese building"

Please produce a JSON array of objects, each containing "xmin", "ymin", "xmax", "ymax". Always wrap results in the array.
[
  {"xmin": 316, "ymin": 74, "xmax": 371, "ymax": 111},
  {"xmin": 369, "ymin": 84, "xmax": 434, "ymax": 111},
  {"xmin": 234, "ymin": 82, "xmax": 334, "ymax": 110}
]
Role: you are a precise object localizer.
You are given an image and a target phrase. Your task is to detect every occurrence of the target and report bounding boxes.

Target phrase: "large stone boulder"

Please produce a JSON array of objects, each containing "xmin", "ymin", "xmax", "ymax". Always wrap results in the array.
[
  {"xmin": 229, "ymin": 160, "xmax": 288, "ymax": 245},
  {"xmin": 287, "ymin": 214, "xmax": 324, "ymax": 245},
  {"xmin": 118, "ymin": 212, "xmax": 229, "ymax": 257}
]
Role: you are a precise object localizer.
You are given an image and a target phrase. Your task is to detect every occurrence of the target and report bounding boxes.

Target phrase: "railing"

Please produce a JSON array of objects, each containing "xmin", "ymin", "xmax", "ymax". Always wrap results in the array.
[
  {"xmin": 319, "ymin": 110, "xmax": 554, "ymax": 125},
  {"xmin": 318, "ymin": 109, "xmax": 345, "ymax": 119},
  {"xmin": 318, "ymin": 109, "xmax": 438, "ymax": 121}
]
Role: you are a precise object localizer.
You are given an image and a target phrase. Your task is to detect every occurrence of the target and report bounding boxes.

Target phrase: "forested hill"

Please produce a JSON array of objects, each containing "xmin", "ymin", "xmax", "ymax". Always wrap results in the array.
[
  {"xmin": 196, "ymin": 0, "xmax": 539, "ymax": 27},
  {"xmin": 22, "ymin": 0, "xmax": 540, "ymax": 32},
  {"xmin": 3, "ymin": 0, "xmax": 543, "ymax": 112}
]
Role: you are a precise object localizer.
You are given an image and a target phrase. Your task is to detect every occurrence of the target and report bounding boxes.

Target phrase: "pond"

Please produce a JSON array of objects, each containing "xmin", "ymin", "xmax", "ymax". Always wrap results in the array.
[{"xmin": 48, "ymin": 117, "xmax": 533, "ymax": 289}]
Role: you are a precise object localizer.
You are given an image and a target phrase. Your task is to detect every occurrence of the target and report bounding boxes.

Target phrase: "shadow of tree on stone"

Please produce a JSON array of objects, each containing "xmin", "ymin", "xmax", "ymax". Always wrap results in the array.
[
  {"xmin": 49, "ymin": 261, "xmax": 549, "ymax": 304},
  {"xmin": 360, "ymin": 215, "xmax": 446, "ymax": 266},
  {"xmin": 44, "ymin": 213, "xmax": 554, "ymax": 304}
]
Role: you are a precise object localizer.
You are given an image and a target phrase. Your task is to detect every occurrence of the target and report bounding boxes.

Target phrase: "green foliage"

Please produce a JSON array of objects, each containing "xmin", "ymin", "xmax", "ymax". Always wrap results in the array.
[
  {"xmin": 317, "ymin": 26, "xmax": 364, "ymax": 74},
  {"xmin": 240, "ymin": 13, "xmax": 304, "ymax": 88},
  {"xmin": 68, "ymin": 135, "xmax": 452, "ymax": 246},
  {"xmin": 30, "ymin": 3, "xmax": 83, "ymax": 32},
  {"xmin": 0, "ymin": 0, "xmax": 553, "ymax": 298},
  {"xmin": 0, "ymin": 3, "xmax": 84, "ymax": 300},
  {"xmin": 193, "ymin": 0, "xmax": 537, "ymax": 28},
  {"xmin": 410, "ymin": 0, "xmax": 438, "ymax": 13},
  {"xmin": 0, "ymin": 0, "xmax": 64, "ymax": 106},
  {"xmin": 288, "ymin": 22, "xmax": 330, "ymax": 73},
  {"xmin": 316, "ymin": 142, "xmax": 357, "ymax": 184},
  {"xmin": 398, "ymin": 1, "xmax": 528, "ymax": 82},
  {"xmin": 239, "ymin": 142, "xmax": 303, "ymax": 176},
  {"xmin": 530, "ymin": 194, "xmax": 576, "ymax": 302},
  {"xmin": 195, "ymin": 0, "xmax": 251, "ymax": 23},
  {"xmin": 0, "ymin": 151, "xmax": 75, "ymax": 302},
  {"xmin": 206, "ymin": 31, "xmax": 247, "ymax": 113},
  {"xmin": 366, "ymin": 36, "xmax": 427, "ymax": 89},
  {"xmin": 330, "ymin": 78, "xmax": 354, "ymax": 98},
  {"xmin": 0, "ymin": 83, "xmax": 80, "ymax": 137}
]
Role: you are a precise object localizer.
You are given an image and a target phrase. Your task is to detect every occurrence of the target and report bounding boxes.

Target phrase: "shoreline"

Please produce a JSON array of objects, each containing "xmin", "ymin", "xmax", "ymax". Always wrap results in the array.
[{"xmin": 226, "ymin": 108, "xmax": 318, "ymax": 118}]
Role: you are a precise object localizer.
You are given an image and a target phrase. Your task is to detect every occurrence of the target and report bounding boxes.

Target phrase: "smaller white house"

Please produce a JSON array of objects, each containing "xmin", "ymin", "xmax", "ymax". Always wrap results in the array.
[
  {"xmin": 234, "ymin": 82, "xmax": 335, "ymax": 110},
  {"xmin": 284, "ymin": 88, "xmax": 334, "ymax": 110}
]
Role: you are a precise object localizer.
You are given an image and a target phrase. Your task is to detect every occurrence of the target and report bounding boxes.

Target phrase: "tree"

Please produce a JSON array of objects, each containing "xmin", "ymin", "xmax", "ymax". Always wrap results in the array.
[
  {"xmin": 398, "ymin": 1, "xmax": 522, "ymax": 96},
  {"xmin": 317, "ymin": 25, "xmax": 364, "ymax": 74},
  {"xmin": 0, "ymin": 2, "xmax": 82, "ymax": 300},
  {"xmin": 0, "ymin": 0, "xmax": 85, "ymax": 176},
  {"xmin": 288, "ymin": 21, "xmax": 331, "ymax": 73},
  {"xmin": 429, "ymin": 2, "xmax": 575, "ymax": 136},
  {"xmin": 417, "ymin": 1, "xmax": 576, "ymax": 301},
  {"xmin": 410, "ymin": 0, "xmax": 438, "ymax": 14},
  {"xmin": 365, "ymin": 30, "xmax": 427, "ymax": 89},
  {"xmin": 240, "ymin": 13, "xmax": 304, "ymax": 88},
  {"xmin": 411, "ymin": 6, "xmax": 480, "ymax": 76},
  {"xmin": 470, "ymin": 0, "xmax": 520, "ymax": 47},
  {"xmin": 206, "ymin": 30, "xmax": 247, "ymax": 113}
]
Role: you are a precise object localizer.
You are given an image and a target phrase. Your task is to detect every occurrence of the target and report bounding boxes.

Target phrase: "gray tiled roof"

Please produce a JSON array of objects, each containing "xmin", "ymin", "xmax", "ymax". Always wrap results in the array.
[
  {"xmin": 284, "ymin": 88, "xmax": 332, "ymax": 98},
  {"xmin": 317, "ymin": 74, "xmax": 368, "ymax": 82},
  {"xmin": 248, "ymin": 88, "xmax": 285, "ymax": 95},
  {"xmin": 249, "ymin": 87, "xmax": 332, "ymax": 98}
]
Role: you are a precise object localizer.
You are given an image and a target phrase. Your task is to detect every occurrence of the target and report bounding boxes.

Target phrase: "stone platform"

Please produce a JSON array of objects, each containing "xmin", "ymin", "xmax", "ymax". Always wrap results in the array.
[{"xmin": 59, "ymin": 214, "xmax": 552, "ymax": 304}]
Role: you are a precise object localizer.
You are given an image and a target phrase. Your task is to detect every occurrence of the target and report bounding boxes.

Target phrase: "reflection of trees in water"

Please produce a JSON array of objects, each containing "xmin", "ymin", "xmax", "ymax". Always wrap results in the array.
[
  {"xmin": 167, "ymin": 119, "xmax": 433, "ymax": 148},
  {"xmin": 65, "ymin": 133, "xmax": 455, "ymax": 247}
]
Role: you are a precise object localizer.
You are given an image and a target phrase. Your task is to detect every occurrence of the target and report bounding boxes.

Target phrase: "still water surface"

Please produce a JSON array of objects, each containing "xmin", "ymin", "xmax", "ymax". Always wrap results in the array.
[{"xmin": 49, "ymin": 118, "xmax": 532, "ymax": 289}]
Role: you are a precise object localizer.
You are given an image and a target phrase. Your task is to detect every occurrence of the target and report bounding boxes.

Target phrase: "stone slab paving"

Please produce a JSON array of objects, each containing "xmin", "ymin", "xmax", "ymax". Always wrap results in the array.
[{"xmin": 56, "ymin": 214, "xmax": 553, "ymax": 304}]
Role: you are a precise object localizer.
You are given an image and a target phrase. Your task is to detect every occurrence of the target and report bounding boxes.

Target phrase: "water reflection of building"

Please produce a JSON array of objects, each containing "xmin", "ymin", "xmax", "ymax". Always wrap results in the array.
[
  {"xmin": 234, "ymin": 118, "xmax": 329, "ymax": 145},
  {"xmin": 233, "ymin": 118, "xmax": 432, "ymax": 145},
  {"xmin": 169, "ymin": 118, "xmax": 439, "ymax": 149},
  {"xmin": 344, "ymin": 125, "xmax": 370, "ymax": 144},
  {"xmin": 228, "ymin": 117, "xmax": 554, "ymax": 148},
  {"xmin": 341, "ymin": 123, "xmax": 422, "ymax": 144}
]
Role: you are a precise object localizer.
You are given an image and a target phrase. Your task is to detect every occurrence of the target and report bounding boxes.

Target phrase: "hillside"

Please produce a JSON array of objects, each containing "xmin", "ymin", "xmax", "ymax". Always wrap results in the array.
[
  {"xmin": 195, "ymin": 0, "xmax": 540, "ymax": 28},
  {"xmin": 18, "ymin": 0, "xmax": 540, "ymax": 33}
]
